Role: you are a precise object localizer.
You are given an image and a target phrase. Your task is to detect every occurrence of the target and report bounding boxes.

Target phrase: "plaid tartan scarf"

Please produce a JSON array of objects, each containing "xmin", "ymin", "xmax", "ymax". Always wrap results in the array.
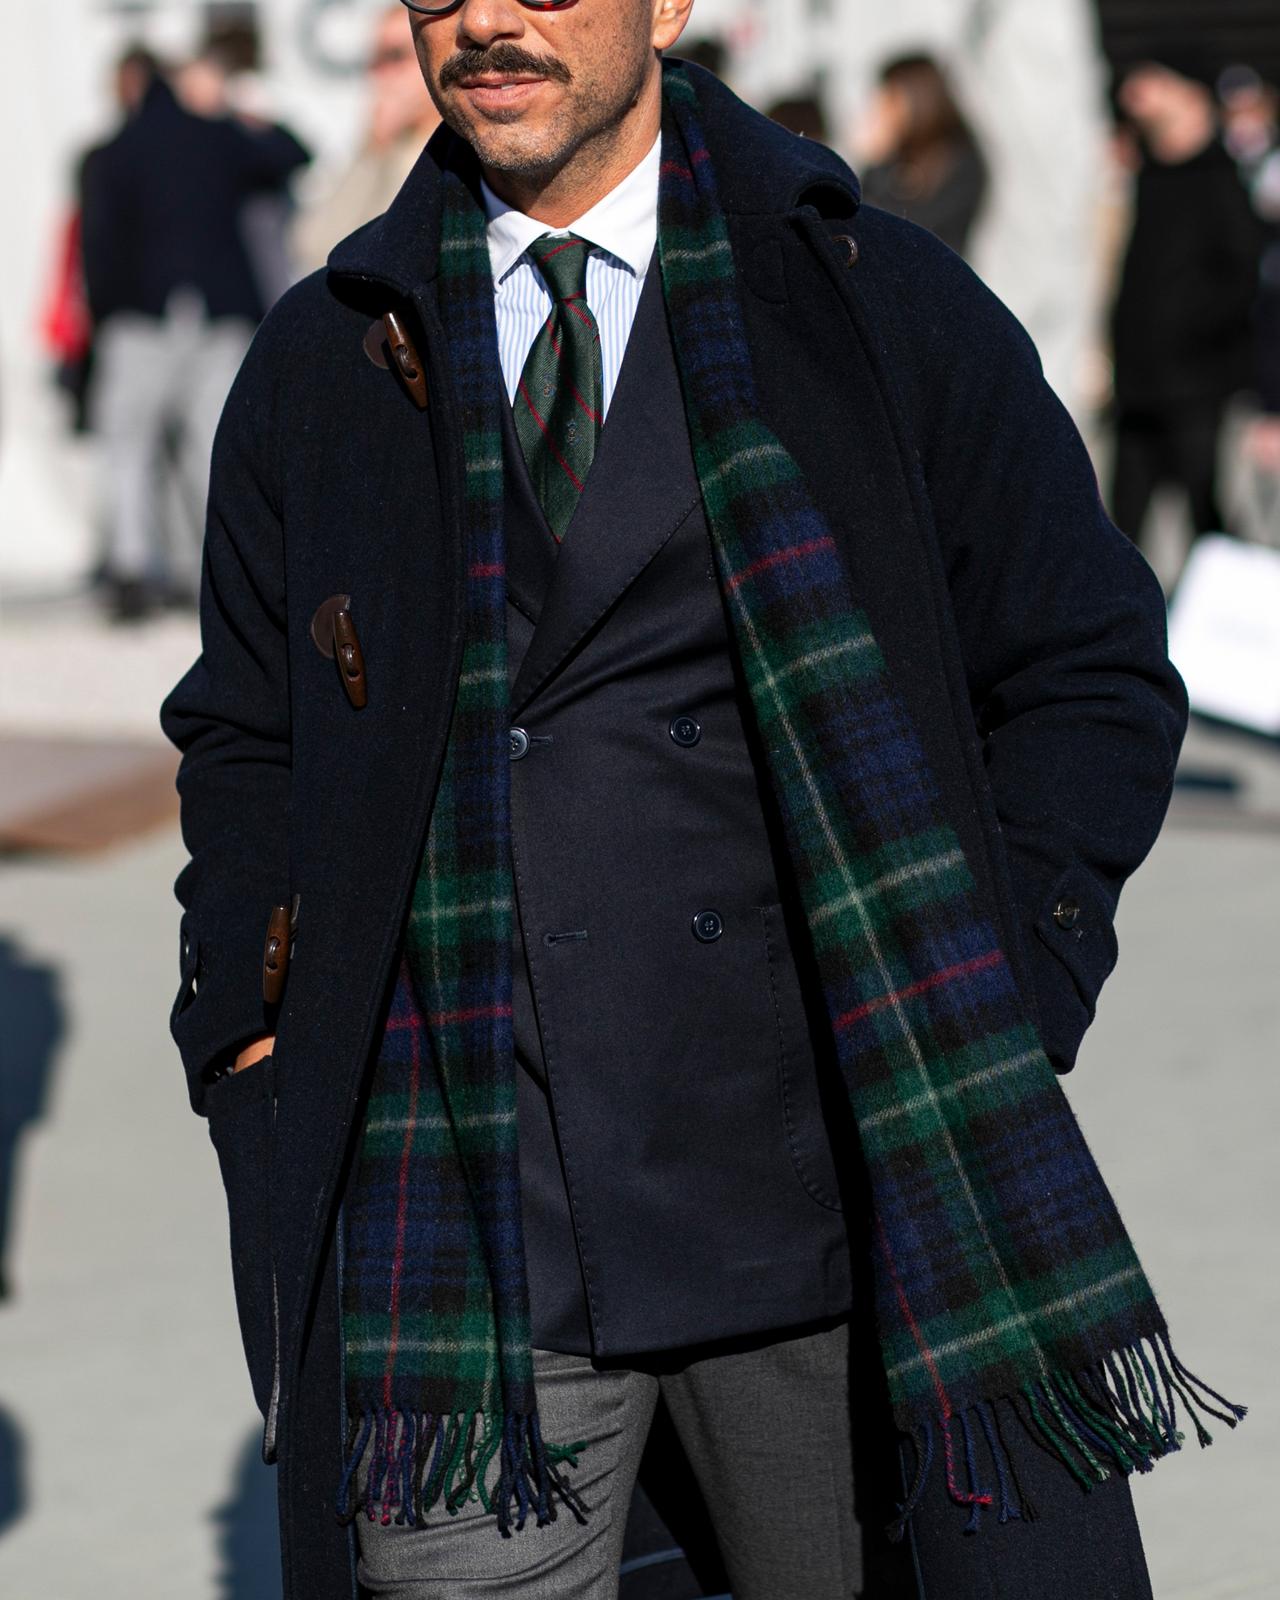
[{"xmin": 338, "ymin": 64, "xmax": 1242, "ymax": 1539}]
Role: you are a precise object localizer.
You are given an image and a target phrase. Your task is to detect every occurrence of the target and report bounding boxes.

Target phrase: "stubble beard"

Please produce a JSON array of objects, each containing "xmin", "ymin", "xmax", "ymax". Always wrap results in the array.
[{"xmin": 439, "ymin": 51, "xmax": 652, "ymax": 189}]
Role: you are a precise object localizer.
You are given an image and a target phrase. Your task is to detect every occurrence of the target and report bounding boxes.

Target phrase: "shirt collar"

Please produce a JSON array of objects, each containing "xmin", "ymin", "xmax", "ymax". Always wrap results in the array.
[{"xmin": 481, "ymin": 134, "xmax": 661, "ymax": 286}]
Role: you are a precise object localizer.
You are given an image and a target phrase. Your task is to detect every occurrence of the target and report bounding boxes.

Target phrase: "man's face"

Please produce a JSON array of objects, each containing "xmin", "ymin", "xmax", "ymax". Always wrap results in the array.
[{"xmin": 410, "ymin": 0, "xmax": 676, "ymax": 181}]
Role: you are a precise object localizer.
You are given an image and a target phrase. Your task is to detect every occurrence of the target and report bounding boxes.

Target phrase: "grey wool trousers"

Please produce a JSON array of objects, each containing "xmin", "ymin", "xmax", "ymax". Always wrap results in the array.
[
  {"xmin": 354, "ymin": 1319, "xmax": 864, "ymax": 1600},
  {"xmin": 353, "ymin": 1316, "xmax": 1154, "ymax": 1600}
]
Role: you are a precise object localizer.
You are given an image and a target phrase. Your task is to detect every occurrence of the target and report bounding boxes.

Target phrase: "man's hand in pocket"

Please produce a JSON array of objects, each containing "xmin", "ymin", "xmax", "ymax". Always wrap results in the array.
[{"xmin": 232, "ymin": 1035, "xmax": 276, "ymax": 1074}]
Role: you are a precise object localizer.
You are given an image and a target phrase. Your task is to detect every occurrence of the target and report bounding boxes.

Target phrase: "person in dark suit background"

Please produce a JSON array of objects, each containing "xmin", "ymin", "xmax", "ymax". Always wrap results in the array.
[
  {"xmin": 160, "ymin": 4, "xmax": 1216, "ymax": 1598},
  {"xmin": 1108, "ymin": 51, "xmax": 1263, "ymax": 554},
  {"xmin": 80, "ymin": 45, "xmax": 309, "ymax": 621}
]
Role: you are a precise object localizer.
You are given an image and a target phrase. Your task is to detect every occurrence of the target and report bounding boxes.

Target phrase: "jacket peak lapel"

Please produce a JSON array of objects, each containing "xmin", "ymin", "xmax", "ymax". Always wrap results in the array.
[{"xmin": 509, "ymin": 261, "xmax": 701, "ymax": 715}]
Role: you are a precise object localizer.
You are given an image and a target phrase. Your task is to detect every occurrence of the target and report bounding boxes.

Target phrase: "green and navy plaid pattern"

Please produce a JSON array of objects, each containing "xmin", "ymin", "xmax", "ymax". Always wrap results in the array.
[
  {"xmin": 513, "ymin": 233, "xmax": 603, "ymax": 542},
  {"xmin": 338, "ymin": 65, "xmax": 1242, "ymax": 1539}
]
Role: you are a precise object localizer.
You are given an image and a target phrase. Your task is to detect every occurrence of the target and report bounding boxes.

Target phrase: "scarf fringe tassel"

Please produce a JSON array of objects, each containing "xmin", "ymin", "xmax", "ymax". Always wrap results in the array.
[
  {"xmin": 336, "ymin": 1406, "xmax": 589, "ymax": 1536},
  {"xmin": 889, "ymin": 1328, "xmax": 1246, "ymax": 1542}
]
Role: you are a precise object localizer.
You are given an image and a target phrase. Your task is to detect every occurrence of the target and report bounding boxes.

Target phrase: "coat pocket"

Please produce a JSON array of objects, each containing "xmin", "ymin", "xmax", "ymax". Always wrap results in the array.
[
  {"xmin": 206, "ymin": 1054, "xmax": 277, "ymax": 1420},
  {"xmin": 760, "ymin": 904, "xmax": 844, "ymax": 1213}
]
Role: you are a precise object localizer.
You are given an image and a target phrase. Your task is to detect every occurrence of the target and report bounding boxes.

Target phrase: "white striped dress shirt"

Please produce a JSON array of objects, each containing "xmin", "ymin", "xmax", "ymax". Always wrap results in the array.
[{"xmin": 481, "ymin": 137, "xmax": 661, "ymax": 420}]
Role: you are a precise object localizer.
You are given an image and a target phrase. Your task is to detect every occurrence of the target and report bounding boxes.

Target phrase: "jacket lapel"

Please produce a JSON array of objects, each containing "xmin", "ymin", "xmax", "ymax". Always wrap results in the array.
[{"xmin": 509, "ymin": 258, "xmax": 702, "ymax": 715}]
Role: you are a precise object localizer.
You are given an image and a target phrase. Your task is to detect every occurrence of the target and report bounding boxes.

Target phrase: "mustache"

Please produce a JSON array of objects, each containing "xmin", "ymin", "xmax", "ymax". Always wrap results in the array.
[{"xmin": 438, "ymin": 43, "xmax": 571, "ymax": 90}]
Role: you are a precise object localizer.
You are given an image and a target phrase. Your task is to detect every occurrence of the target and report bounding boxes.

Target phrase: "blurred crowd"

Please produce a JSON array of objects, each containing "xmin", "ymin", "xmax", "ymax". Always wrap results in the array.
[
  {"xmin": 840, "ymin": 43, "xmax": 1280, "ymax": 566},
  {"xmin": 41, "ymin": 7, "xmax": 440, "ymax": 623},
  {"xmin": 36, "ymin": 12, "xmax": 1280, "ymax": 624}
]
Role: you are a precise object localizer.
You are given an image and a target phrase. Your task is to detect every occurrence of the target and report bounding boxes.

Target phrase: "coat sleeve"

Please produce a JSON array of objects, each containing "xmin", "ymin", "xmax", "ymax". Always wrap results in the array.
[
  {"xmin": 871, "ymin": 213, "xmax": 1189, "ymax": 1072},
  {"xmin": 159, "ymin": 303, "xmax": 297, "ymax": 1114}
]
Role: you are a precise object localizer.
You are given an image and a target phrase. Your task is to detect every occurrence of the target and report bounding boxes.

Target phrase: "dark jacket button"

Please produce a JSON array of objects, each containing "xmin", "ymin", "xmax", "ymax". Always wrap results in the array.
[
  {"xmin": 670, "ymin": 714, "xmax": 702, "ymax": 748},
  {"xmin": 510, "ymin": 727, "xmax": 531, "ymax": 761},
  {"xmin": 692, "ymin": 909, "xmax": 723, "ymax": 943},
  {"xmin": 1053, "ymin": 897, "xmax": 1081, "ymax": 930}
]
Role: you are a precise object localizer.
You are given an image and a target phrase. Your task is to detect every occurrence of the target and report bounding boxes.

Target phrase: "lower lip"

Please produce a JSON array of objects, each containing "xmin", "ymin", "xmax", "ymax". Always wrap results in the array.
[{"xmin": 461, "ymin": 78, "xmax": 547, "ymax": 112}]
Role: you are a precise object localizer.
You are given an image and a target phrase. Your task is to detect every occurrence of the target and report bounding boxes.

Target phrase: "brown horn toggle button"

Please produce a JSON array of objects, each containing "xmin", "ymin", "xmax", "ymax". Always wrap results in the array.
[
  {"xmin": 382, "ymin": 309, "xmax": 429, "ymax": 411},
  {"xmin": 332, "ymin": 606, "xmax": 368, "ymax": 709},
  {"xmin": 263, "ymin": 902, "xmax": 292, "ymax": 1005}
]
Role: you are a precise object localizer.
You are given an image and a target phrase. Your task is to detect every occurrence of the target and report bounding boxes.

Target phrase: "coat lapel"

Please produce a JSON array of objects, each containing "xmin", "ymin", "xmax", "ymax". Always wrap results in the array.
[{"xmin": 509, "ymin": 258, "xmax": 702, "ymax": 715}]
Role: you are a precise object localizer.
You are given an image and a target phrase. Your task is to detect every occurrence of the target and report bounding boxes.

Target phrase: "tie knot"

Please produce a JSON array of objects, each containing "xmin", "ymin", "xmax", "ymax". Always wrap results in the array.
[{"xmin": 529, "ymin": 233, "xmax": 592, "ymax": 303}]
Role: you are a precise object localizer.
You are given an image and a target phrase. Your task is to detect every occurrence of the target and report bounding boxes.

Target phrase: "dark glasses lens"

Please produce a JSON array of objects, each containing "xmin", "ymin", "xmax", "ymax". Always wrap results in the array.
[{"xmin": 399, "ymin": 0, "xmax": 574, "ymax": 14}]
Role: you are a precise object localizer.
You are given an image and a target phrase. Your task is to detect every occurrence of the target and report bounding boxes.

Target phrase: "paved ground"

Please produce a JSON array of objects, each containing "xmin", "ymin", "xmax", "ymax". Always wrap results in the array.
[
  {"xmin": 0, "ymin": 827, "xmax": 280, "ymax": 1600},
  {"xmin": 0, "ymin": 589, "xmax": 200, "ymax": 743}
]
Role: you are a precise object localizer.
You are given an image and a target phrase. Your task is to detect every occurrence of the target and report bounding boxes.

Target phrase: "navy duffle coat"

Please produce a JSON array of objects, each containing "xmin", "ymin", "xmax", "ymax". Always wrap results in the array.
[{"xmin": 161, "ymin": 65, "xmax": 1187, "ymax": 1600}]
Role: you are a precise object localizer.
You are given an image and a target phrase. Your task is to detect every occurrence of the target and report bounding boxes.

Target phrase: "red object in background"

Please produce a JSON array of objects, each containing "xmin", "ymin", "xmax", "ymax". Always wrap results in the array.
[{"xmin": 40, "ymin": 209, "xmax": 93, "ymax": 363}]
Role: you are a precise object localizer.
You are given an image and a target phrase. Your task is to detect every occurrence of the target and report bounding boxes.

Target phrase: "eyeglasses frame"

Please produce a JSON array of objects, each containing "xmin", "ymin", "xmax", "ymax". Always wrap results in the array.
[{"xmin": 399, "ymin": 0, "xmax": 575, "ymax": 16}]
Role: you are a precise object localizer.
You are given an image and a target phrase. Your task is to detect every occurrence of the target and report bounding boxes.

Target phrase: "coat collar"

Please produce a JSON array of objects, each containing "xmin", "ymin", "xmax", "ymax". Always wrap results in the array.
[{"xmin": 325, "ymin": 61, "xmax": 859, "ymax": 301}]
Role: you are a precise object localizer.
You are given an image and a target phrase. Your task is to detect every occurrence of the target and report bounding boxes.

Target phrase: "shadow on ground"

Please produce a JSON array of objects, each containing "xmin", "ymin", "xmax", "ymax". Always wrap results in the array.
[
  {"xmin": 0, "ymin": 1405, "xmax": 28, "ymax": 1539},
  {"xmin": 211, "ymin": 1428, "xmax": 282, "ymax": 1600},
  {"xmin": 0, "ymin": 932, "xmax": 64, "ymax": 1304}
]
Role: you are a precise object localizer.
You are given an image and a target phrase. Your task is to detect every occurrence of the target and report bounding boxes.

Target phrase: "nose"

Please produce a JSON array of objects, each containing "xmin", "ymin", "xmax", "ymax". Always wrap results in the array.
[{"xmin": 454, "ymin": 0, "xmax": 527, "ymax": 46}]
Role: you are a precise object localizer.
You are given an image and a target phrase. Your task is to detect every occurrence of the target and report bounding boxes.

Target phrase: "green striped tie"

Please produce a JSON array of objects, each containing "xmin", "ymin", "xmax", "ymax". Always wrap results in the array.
[{"xmin": 514, "ymin": 234, "xmax": 603, "ymax": 542}]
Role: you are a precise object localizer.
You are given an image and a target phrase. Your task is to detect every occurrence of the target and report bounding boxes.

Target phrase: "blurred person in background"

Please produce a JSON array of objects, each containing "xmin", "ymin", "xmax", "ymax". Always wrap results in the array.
[
  {"xmin": 1248, "ymin": 265, "xmax": 1280, "ymax": 467},
  {"xmin": 855, "ymin": 53, "xmax": 987, "ymax": 258},
  {"xmin": 79, "ymin": 43, "xmax": 310, "ymax": 623},
  {"xmin": 1108, "ymin": 51, "xmax": 1263, "ymax": 555},
  {"xmin": 676, "ymin": 35, "xmax": 727, "ymax": 83},
  {"xmin": 1219, "ymin": 63, "xmax": 1278, "ymax": 179},
  {"xmin": 1242, "ymin": 238, "xmax": 1280, "ymax": 476},
  {"xmin": 181, "ymin": 27, "xmax": 306, "ymax": 316},
  {"xmin": 39, "ymin": 192, "xmax": 95, "ymax": 437},
  {"xmin": 293, "ymin": 6, "xmax": 442, "ymax": 275},
  {"xmin": 41, "ymin": 51, "xmax": 160, "ymax": 439},
  {"xmin": 1223, "ymin": 66, "xmax": 1280, "ymax": 485},
  {"xmin": 766, "ymin": 91, "xmax": 829, "ymax": 144}
]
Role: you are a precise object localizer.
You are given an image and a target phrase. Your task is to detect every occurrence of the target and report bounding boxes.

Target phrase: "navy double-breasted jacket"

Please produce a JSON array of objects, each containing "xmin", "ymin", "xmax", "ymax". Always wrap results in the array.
[{"xmin": 160, "ymin": 65, "xmax": 1187, "ymax": 1600}]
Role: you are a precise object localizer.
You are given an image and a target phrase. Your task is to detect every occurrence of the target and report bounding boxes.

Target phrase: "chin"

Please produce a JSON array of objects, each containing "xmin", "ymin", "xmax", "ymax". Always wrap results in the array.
[{"xmin": 470, "ymin": 124, "xmax": 572, "ymax": 179}]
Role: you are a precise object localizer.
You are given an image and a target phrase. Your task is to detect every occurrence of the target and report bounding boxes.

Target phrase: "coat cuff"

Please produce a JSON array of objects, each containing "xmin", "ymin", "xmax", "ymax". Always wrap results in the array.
[{"xmin": 1025, "ymin": 864, "xmax": 1119, "ymax": 1074}]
